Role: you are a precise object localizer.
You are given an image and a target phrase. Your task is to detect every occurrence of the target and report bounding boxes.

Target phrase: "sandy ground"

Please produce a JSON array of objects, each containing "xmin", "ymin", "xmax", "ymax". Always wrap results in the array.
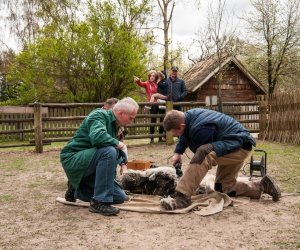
[{"xmin": 0, "ymin": 143, "xmax": 299, "ymax": 250}]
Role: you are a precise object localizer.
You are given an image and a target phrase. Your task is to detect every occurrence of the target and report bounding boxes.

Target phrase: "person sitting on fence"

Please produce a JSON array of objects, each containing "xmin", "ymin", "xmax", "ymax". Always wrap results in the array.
[
  {"xmin": 60, "ymin": 97, "xmax": 139, "ymax": 216},
  {"xmin": 134, "ymin": 70, "xmax": 161, "ymax": 143},
  {"xmin": 149, "ymin": 71, "xmax": 168, "ymax": 142},
  {"xmin": 160, "ymin": 109, "xmax": 281, "ymax": 210}
]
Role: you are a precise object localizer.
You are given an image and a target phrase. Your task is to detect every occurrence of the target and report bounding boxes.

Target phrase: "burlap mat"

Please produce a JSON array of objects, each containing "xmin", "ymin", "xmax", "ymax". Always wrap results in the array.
[{"xmin": 56, "ymin": 191, "xmax": 249, "ymax": 216}]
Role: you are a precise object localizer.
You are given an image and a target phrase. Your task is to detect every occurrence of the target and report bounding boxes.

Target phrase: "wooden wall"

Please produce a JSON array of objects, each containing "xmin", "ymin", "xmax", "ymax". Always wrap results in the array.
[{"xmin": 186, "ymin": 63, "xmax": 263, "ymax": 102}]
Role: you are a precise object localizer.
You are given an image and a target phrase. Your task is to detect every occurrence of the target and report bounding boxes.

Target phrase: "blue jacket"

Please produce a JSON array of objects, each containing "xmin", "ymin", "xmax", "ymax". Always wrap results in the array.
[
  {"xmin": 157, "ymin": 79, "xmax": 168, "ymax": 96},
  {"xmin": 167, "ymin": 77, "xmax": 187, "ymax": 102},
  {"xmin": 175, "ymin": 108, "xmax": 256, "ymax": 157}
]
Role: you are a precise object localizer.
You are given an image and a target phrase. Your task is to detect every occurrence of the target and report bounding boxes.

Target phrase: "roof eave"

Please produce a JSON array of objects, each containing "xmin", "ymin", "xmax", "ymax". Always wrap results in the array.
[{"xmin": 191, "ymin": 56, "xmax": 233, "ymax": 92}]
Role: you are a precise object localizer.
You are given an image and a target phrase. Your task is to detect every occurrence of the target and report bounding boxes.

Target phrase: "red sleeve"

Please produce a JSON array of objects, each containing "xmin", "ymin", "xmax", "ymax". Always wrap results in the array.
[{"xmin": 136, "ymin": 80, "xmax": 147, "ymax": 88}]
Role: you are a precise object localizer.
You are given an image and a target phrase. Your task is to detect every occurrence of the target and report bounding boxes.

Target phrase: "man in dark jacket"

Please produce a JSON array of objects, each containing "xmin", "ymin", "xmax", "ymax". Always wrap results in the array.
[
  {"xmin": 160, "ymin": 109, "xmax": 281, "ymax": 210},
  {"xmin": 166, "ymin": 66, "xmax": 187, "ymax": 111},
  {"xmin": 61, "ymin": 97, "xmax": 139, "ymax": 216}
]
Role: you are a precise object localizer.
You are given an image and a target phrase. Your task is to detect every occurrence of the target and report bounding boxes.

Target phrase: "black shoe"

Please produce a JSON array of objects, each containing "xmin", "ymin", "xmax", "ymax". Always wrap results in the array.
[
  {"xmin": 89, "ymin": 199, "xmax": 120, "ymax": 216},
  {"xmin": 65, "ymin": 182, "xmax": 76, "ymax": 202},
  {"xmin": 260, "ymin": 175, "xmax": 281, "ymax": 202}
]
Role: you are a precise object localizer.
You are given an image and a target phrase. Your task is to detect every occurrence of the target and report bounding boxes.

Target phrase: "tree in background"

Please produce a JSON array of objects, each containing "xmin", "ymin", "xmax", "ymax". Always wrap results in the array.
[
  {"xmin": 244, "ymin": 0, "xmax": 300, "ymax": 95},
  {"xmin": 0, "ymin": 50, "xmax": 19, "ymax": 102},
  {"xmin": 87, "ymin": 0, "xmax": 151, "ymax": 101},
  {"xmin": 156, "ymin": 0, "xmax": 175, "ymax": 72},
  {"xmin": 1, "ymin": 0, "xmax": 152, "ymax": 104}
]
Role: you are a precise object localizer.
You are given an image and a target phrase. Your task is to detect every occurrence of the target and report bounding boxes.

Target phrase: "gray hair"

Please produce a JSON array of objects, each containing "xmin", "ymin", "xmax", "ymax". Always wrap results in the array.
[{"xmin": 113, "ymin": 97, "xmax": 139, "ymax": 113}]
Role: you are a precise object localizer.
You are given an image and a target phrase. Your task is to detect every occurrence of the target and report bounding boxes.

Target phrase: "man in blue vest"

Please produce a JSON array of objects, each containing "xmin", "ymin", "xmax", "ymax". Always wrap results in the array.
[{"xmin": 160, "ymin": 109, "xmax": 281, "ymax": 210}]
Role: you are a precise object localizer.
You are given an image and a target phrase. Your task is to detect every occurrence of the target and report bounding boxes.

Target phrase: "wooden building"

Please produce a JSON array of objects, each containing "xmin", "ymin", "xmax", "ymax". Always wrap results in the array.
[{"xmin": 183, "ymin": 56, "xmax": 266, "ymax": 102}]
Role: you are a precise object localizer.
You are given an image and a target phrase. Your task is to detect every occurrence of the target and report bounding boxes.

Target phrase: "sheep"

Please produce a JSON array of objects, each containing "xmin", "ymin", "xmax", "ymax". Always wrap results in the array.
[{"xmin": 120, "ymin": 166, "xmax": 177, "ymax": 197}]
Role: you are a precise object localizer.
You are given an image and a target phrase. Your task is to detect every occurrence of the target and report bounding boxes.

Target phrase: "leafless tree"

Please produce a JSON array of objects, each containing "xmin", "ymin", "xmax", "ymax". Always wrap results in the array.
[
  {"xmin": 191, "ymin": 0, "xmax": 237, "ymax": 112},
  {"xmin": 244, "ymin": 0, "xmax": 300, "ymax": 95},
  {"xmin": 0, "ymin": 0, "xmax": 80, "ymax": 50},
  {"xmin": 156, "ymin": 0, "xmax": 175, "ymax": 72}
]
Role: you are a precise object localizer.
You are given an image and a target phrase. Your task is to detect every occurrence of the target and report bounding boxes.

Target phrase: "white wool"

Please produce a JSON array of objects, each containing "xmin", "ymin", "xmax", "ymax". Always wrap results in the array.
[
  {"xmin": 160, "ymin": 196, "xmax": 176, "ymax": 210},
  {"xmin": 145, "ymin": 166, "xmax": 177, "ymax": 181},
  {"xmin": 125, "ymin": 169, "xmax": 147, "ymax": 177}
]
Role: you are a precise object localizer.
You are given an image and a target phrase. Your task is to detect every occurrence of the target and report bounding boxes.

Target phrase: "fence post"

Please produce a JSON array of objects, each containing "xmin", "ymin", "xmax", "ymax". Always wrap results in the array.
[
  {"xmin": 165, "ymin": 101, "xmax": 174, "ymax": 145},
  {"xmin": 34, "ymin": 102, "xmax": 43, "ymax": 153},
  {"xmin": 258, "ymin": 95, "xmax": 268, "ymax": 140}
]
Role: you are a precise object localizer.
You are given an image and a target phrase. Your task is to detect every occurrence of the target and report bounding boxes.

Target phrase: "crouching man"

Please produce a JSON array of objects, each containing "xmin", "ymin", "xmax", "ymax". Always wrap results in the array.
[
  {"xmin": 60, "ymin": 97, "xmax": 139, "ymax": 216},
  {"xmin": 160, "ymin": 109, "xmax": 281, "ymax": 210}
]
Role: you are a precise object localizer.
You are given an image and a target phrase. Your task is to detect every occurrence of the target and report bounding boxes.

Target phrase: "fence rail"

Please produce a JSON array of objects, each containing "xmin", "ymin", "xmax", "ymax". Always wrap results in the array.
[
  {"xmin": 264, "ymin": 91, "xmax": 300, "ymax": 144},
  {"xmin": 1, "ymin": 101, "xmax": 262, "ymax": 151}
]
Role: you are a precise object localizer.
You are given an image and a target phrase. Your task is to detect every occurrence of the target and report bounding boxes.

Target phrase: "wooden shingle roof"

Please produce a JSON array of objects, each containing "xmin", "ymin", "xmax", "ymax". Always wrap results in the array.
[{"xmin": 183, "ymin": 55, "xmax": 266, "ymax": 94}]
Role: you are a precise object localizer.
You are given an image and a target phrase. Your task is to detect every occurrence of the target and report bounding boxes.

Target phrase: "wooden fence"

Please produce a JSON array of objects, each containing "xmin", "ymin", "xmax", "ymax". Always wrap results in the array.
[
  {"xmin": 0, "ymin": 101, "xmax": 261, "ymax": 152},
  {"xmin": 263, "ymin": 91, "xmax": 300, "ymax": 144}
]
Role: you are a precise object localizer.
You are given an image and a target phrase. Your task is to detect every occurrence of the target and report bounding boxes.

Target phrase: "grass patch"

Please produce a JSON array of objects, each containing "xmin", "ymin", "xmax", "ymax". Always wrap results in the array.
[
  {"xmin": 0, "ymin": 157, "xmax": 26, "ymax": 171},
  {"xmin": 63, "ymin": 215, "xmax": 81, "ymax": 222},
  {"xmin": 0, "ymin": 141, "xmax": 66, "ymax": 152},
  {"xmin": 275, "ymin": 240, "xmax": 300, "ymax": 249},
  {"xmin": 289, "ymin": 203, "xmax": 300, "ymax": 215},
  {"xmin": 0, "ymin": 194, "xmax": 14, "ymax": 202},
  {"xmin": 256, "ymin": 140, "xmax": 300, "ymax": 193},
  {"xmin": 1, "ymin": 139, "xmax": 299, "ymax": 193}
]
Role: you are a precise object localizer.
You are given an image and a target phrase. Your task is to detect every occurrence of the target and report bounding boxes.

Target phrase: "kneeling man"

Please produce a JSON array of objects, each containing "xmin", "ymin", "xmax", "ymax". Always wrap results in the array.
[
  {"xmin": 61, "ymin": 97, "xmax": 139, "ymax": 216},
  {"xmin": 160, "ymin": 109, "xmax": 281, "ymax": 210}
]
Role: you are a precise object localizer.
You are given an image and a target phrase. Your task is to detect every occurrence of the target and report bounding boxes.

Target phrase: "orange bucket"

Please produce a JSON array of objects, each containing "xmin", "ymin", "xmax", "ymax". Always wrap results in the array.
[{"xmin": 127, "ymin": 160, "xmax": 151, "ymax": 171}]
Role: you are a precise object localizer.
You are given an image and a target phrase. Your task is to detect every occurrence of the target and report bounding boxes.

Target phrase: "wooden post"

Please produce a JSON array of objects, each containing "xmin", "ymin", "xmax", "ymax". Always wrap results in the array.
[
  {"xmin": 34, "ymin": 102, "xmax": 43, "ymax": 153},
  {"xmin": 258, "ymin": 95, "xmax": 268, "ymax": 140},
  {"xmin": 165, "ymin": 101, "xmax": 174, "ymax": 145}
]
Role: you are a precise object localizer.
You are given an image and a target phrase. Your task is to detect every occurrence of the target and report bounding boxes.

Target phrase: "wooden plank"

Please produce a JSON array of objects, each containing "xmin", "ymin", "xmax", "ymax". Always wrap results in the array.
[
  {"xmin": 0, "ymin": 106, "xmax": 48, "ymax": 114},
  {"xmin": 0, "ymin": 118, "xmax": 34, "ymax": 123},
  {"xmin": 165, "ymin": 101, "xmax": 174, "ymax": 145},
  {"xmin": 34, "ymin": 103, "xmax": 43, "ymax": 153},
  {"xmin": 0, "ymin": 129, "xmax": 35, "ymax": 134}
]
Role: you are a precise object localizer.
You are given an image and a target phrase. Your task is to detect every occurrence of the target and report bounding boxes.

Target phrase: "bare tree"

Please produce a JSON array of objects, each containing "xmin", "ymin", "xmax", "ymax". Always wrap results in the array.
[
  {"xmin": 0, "ymin": 0, "xmax": 80, "ymax": 50},
  {"xmin": 245, "ymin": 0, "xmax": 300, "ymax": 95},
  {"xmin": 191, "ymin": 0, "xmax": 237, "ymax": 112},
  {"xmin": 156, "ymin": 0, "xmax": 175, "ymax": 72}
]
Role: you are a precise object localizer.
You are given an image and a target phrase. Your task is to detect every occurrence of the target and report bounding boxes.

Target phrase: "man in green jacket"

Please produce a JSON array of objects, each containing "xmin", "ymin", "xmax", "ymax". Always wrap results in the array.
[{"xmin": 60, "ymin": 97, "xmax": 139, "ymax": 216}]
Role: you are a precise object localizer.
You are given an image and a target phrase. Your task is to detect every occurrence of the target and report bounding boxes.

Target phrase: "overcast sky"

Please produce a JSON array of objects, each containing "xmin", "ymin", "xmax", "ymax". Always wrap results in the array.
[
  {"xmin": 1, "ymin": 0, "xmax": 254, "ymax": 54},
  {"xmin": 155, "ymin": 0, "xmax": 253, "ymax": 54},
  {"xmin": 173, "ymin": 0, "xmax": 252, "ymax": 42}
]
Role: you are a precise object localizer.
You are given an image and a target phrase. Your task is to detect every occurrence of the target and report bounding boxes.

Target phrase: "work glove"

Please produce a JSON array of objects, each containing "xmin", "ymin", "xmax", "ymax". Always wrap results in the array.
[
  {"xmin": 173, "ymin": 161, "xmax": 183, "ymax": 177},
  {"xmin": 190, "ymin": 144, "xmax": 214, "ymax": 164}
]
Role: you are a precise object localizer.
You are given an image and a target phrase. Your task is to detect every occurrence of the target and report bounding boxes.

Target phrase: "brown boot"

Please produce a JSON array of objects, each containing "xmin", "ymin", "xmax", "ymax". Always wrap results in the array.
[
  {"xmin": 260, "ymin": 175, "xmax": 281, "ymax": 202},
  {"xmin": 160, "ymin": 191, "xmax": 191, "ymax": 210}
]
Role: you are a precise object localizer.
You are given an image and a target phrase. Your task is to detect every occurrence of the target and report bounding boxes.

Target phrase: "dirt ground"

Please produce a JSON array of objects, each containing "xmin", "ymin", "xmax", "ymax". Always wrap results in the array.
[{"xmin": 0, "ymin": 143, "xmax": 299, "ymax": 250}]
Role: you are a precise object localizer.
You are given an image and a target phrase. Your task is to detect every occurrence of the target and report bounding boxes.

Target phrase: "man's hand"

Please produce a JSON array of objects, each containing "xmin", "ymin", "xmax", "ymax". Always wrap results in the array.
[
  {"xmin": 134, "ymin": 76, "xmax": 140, "ymax": 82},
  {"xmin": 120, "ymin": 163, "xmax": 128, "ymax": 175},
  {"xmin": 171, "ymin": 153, "xmax": 182, "ymax": 166},
  {"xmin": 190, "ymin": 144, "xmax": 213, "ymax": 164},
  {"xmin": 116, "ymin": 141, "xmax": 125, "ymax": 150}
]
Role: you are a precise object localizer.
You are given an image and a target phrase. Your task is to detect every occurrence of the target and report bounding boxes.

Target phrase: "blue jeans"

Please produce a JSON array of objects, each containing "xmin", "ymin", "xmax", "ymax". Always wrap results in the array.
[{"xmin": 75, "ymin": 146, "xmax": 127, "ymax": 203}]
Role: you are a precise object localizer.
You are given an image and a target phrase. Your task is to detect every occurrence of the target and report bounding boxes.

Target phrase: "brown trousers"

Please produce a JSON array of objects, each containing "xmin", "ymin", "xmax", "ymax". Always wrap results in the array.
[{"xmin": 176, "ymin": 148, "xmax": 261, "ymax": 199}]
